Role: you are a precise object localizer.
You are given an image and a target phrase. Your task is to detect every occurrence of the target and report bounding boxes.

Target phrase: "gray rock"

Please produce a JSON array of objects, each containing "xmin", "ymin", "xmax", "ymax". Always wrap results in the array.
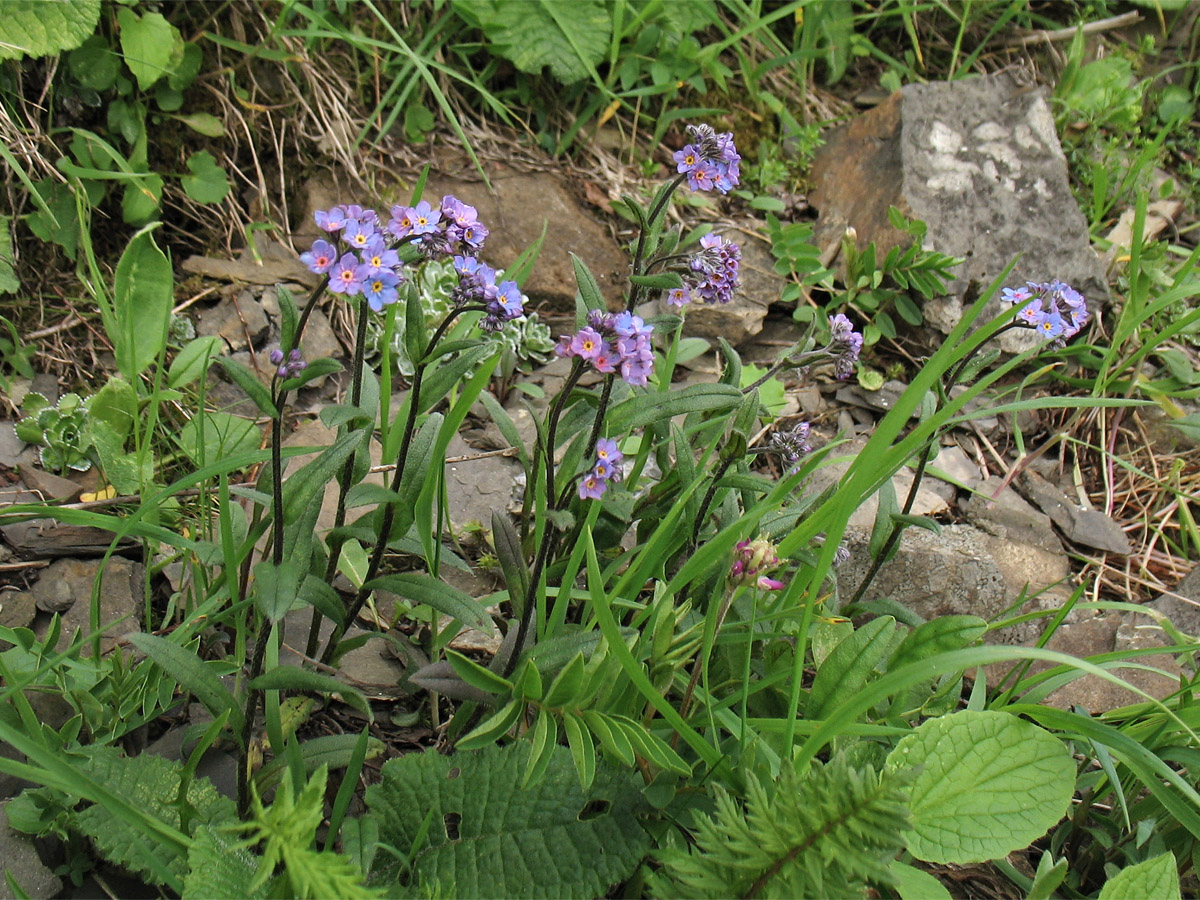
[
  {"xmin": 16, "ymin": 465, "xmax": 84, "ymax": 503},
  {"xmin": 0, "ymin": 801, "xmax": 62, "ymax": 900},
  {"xmin": 1015, "ymin": 469, "xmax": 1132, "ymax": 555},
  {"xmin": 838, "ymin": 523, "xmax": 1073, "ymax": 647},
  {"xmin": 805, "ymin": 435, "xmax": 951, "ymax": 533},
  {"xmin": 1150, "ymin": 565, "xmax": 1200, "ymax": 636},
  {"xmin": 809, "ymin": 73, "xmax": 1107, "ymax": 353},
  {"xmin": 196, "ymin": 288, "xmax": 271, "ymax": 352},
  {"xmin": 443, "ymin": 433, "xmax": 521, "ymax": 531},
  {"xmin": 0, "ymin": 589, "xmax": 36, "ymax": 631},
  {"xmin": 29, "ymin": 557, "xmax": 144, "ymax": 654},
  {"xmin": 962, "ymin": 476, "xmax": 1063, "ymax": 553},
  {"xmin": 181, "ymin": 247, "xmax": 318, "ymax": 288},
  {"xmin": 1041, "ymin": 611, "xmax": 1187, "ymax": 710},
  {"xmin": 0, "ymin": 422, "xmax": 37, "ymax": 469}
]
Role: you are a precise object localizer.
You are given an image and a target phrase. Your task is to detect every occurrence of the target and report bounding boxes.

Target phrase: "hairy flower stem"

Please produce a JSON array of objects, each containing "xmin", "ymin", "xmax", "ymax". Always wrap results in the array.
[
  {"xmin": 502, "ymin": 362, "xmax": 584, "ymax": 679},
  {"xmin": 692, "ymin": 456, "xmax": 738, "ymax": 547},
  {"xmin": 847, "ymin": 322, "xmax": 1017, "ymax": 608},
  {"xmin": 291, "ymin": 275, "xmax": 331, "ymax": 353},
  {"xmin": 239, "ymin": 375, "xmax": 290, "ymax": 816},
  {"xmin": 317, "ymin": 306, "xmax": 482, "ymax": 666},
  {"xmin": 626, "ymin": 174, "xmax": 687, "ymax": 313},
  {"xmin": 306, "ymin": 298, "xmax": 372, "ymax": 658}
]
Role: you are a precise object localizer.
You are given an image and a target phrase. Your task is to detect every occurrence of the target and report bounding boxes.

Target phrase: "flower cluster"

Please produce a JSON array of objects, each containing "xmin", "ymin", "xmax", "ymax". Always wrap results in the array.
[
  {"xmin": 269, "ymin": 348, "xmax": 307, "ymax": 379},
  {"xmin": 665, "ymin": 232, "xmax": 742, "ymax": 308},
  {"xmin": 301, "ymin": 196, "xmax": 517, "ymax": 319},
  {"xmin": 578, "ymin": 438, "xmax": 624, "ymax": 500},
  {"xmin": 730, "ymin": 537, "xmax": 786, "ymax": 591},
  {"xmin": 556, "ymin": 310, "xmax": 656, "ymax": 387},
  {"xmin": 828, "ymin": 313, "xmax": 864, "ymax": 380},
  {"xmin": 768, "ymin": 421, "xmax": 811, "ymax": 467},
  {"xmin": 1001, "ymin": 280, "xmax": 1090, "ymax": 342},
  {"xmin": 451, "ymin": 255, "xmax": 525, "ymax": 331},
  {"xmin": 673, "ymin": 123, "xmax": 741, "ymax": 194}
]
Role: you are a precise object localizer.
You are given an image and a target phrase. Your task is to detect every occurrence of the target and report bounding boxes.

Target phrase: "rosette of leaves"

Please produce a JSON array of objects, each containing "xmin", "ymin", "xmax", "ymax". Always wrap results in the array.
[
  {"xmin": 14, "ymin": 392, "xmax": 94, "ymax": 473},
  {"xmin": 364, "ymin": 258, "xmax": 555, "ymax": 379}
]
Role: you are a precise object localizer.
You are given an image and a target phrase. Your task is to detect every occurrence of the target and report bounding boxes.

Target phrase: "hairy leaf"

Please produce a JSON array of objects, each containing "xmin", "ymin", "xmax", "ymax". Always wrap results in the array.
[
  {"xmin": 472, "ymin": 0, "xmax": 609, "ymax": 84},
  {"xmin": 183, "ymin": 825, "xmax": 265, "ymax": 900},
  {"xmin": 72, "ymin": 746, "xmax": 236, "ymax": 886},
  {"xmin": 365, "ymin": 742, "xmax": 649, "ymax": 897}
]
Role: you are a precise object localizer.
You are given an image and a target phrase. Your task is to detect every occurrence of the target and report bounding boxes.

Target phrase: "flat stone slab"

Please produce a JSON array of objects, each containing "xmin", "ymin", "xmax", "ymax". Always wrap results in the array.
[{"xmin": 810, "ymin": 72, "xmax": 1108, "ymax": 352}]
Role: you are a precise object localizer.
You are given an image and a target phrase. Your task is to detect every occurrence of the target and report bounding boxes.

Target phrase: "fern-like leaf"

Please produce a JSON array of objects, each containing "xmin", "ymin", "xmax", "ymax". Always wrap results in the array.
[{"xmin": 649, "ymin": 757, "xmax": 911, "ymax": 899}]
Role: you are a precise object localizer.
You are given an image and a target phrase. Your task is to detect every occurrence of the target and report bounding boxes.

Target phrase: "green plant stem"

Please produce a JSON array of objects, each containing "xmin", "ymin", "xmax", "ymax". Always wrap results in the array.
[
  {"xmin": 306, "ymin": 298, "xmax": 371, "ymax": 658},
  {"xmin": 237, "ymin": 612, "xmax": 271, "ymax": 817},
  {"xmin": 846, "ymin": 322, "xmax": 1019, "ymax": 608},
  {"xmin": 502, "ymin": 362, "xmax": 585, "ymax": 679},
  {"xmin": 292, "ymin": 275, "xmax": 331, "ymax": 351},
  {"xmin": 692, "ymin": 455, "xmax": 738, "ymax": 547},
  {"xmin": 742, "ymin": 347, "xmax": 833, "ymax": 393},
  {"xmin": 626, "ymin": 174, "xmax": 687, "ymax": 312},
  {"xmin": 317, "ymin": 305, "xmax": 481, "ymax": 666}
]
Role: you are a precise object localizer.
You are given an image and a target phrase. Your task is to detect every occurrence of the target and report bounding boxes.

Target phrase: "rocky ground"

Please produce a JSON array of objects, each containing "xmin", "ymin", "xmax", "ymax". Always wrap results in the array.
[{"xmin": 2, "ymin": 69, "xmax": 1199, "ymax": 897}]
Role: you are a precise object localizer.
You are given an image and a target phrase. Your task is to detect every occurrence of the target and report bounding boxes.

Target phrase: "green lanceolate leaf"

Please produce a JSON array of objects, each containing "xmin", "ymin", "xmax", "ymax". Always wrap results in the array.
[
  {"xmin": 216, "ymin": 356, "xmax": 278, "ymax": 418},
  {"xmin": 248, "ymin": 666, "xmax": 370, "ymax": 718},
  {"xmin": 491, "ymin": 509, "xmax": 530, "ymax": 618},
  {"xmin": 364, "ymin": 573, "xmax": 492, "ymax": 632},
  {"xmin": 608, "ymin": 383, "xmax": 742, "ymax": 433},
  {"xmin": 571, "ymin": 252, "xmax": 607, "ymax": 313},
  {"xmin": 365, "ymin": 742, "xmax": 649, "ymax": 897},
  {"xmin": 130, "ymin": 633, "xmax": 244, "ymax": 739},
  {"xmin": 446, "ymin": 650, "xmax": 514, "ymax": 696},
  {"xmin": 251, "ymin": 559, "xmax": 300, "ymax": 624},
  {"xmin": 886, "ymin": 710, "xmax": 1075, "ymax": 864},
  {"xmin": 168, "ymin": 335, "xmax": 223, "ymax": 389},
  {"xmin": 253, "ymin": 734, "xmax": 385, "ymax": 797},
  {"xmin": 113, "ymin": 224, "xmax": 173, "ymax": 379},
  {"xmin": 807, "ymin": 616, "xmax": 896, "ymax": 720}
]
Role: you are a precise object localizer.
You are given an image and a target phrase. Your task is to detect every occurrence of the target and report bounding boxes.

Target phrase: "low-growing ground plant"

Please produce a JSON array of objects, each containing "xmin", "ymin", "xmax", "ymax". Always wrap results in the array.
[{"xmin": 3, "ymin": 113, "xmax": 1196, "ymax": 900}]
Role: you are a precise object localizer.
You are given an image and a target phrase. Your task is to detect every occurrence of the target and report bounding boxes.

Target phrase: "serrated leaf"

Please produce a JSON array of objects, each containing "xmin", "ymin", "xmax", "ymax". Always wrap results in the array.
[
  {"xmin": 1098, "ymin": 851, "xmax": 1180, "ymax": 900},
  {"xmin": 183, "ymin": 824, "xmax": 265, "ymax": 900},
  {"xmin": 365, "ymin": 742, "xmax": 649, "ymax": 897},
  {"xmin": 476, "ymin": 0, "xmax": 609, "ymax": 84},
  {"xmin": 887, "ymin": 710, "xmax": 1075, "ymax": 864},
  {"xmin": 0, "ymin": 0, "xmax": 101, "ymax": 60},
  {"xmin": 181, "ymin": 150, "xmax": 231, "ymax": 204},
  {"xmin": 73, "ymin": 746, "xmax": 235, "ymax": 886}
]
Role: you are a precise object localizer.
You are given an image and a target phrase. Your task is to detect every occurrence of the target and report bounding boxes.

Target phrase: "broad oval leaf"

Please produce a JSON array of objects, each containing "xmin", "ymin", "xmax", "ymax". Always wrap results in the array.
[{"xmin": 886, "ymin": 710, "xmax": 1075, "ymax": 864}]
